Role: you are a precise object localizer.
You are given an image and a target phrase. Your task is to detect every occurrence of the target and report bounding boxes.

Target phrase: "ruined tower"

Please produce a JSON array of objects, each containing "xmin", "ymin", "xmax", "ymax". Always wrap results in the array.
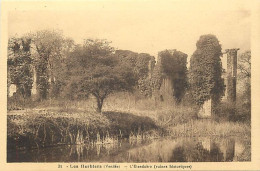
[
  {"xmin": 148, "ymin": 59, "xmax": 155, "ymax": 79},
  {"xmin": 225, "ymin": 49, "xmax": 239, "ymax": 103},
  {"xmin": 152, "ymin": 53, "xmax": 175, "ymax": 105}
]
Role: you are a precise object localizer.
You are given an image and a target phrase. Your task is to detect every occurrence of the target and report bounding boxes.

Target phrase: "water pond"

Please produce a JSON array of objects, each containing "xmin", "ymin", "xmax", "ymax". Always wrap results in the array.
[{"xmin": 8, "ymin": 136, "xmax": 250, "ymax": 162}]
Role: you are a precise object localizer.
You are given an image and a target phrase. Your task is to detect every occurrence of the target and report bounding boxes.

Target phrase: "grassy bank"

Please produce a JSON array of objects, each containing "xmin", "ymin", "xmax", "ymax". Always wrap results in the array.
[
  {"xmin": 7, "ymin": 107, "xmax": 250, "ymax": 152},
  {"xmin": 7, "ymin": 109, "xmax": 160, "ymax": 151},
  {"xmin": 7, "ymin": 94, "xmax": 251, "ymax": 152}
]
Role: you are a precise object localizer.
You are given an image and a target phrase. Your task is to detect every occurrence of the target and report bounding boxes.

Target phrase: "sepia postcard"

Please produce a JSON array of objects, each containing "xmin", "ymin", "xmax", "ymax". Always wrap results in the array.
[{"xmin": 1, "ymin": 0, "xmax": 260, "ymax": 170}]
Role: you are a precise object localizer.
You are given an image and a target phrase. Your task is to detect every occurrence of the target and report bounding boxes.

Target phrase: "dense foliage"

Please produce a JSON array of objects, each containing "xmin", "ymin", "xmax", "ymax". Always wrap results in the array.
[
  {"xmin": 65, "ymin": 39, "xmax": 136, "ymax": 112},
  {"xmin": 115, "ymin": 50, "xmax": 156, "ymax": 97},
  {"xmin": 238, "ymin": 50, "xmax": 251, "ymax": 80},
  {"xmin": 189, "ymin": 34, "xmax": 225, "ymax": 106},
  {"xmin": 238, "ymin": 50, "xmax": 251, "ymax": 115},
  {"xmin": 32, "ymin": 30, "xmax": 73, "ymax": 100},
  {"xmin": 8, "ymin": 37, "xmax": 33, "ymax": 98},
  {"xmin": 158, "ymin": 50, "xmax": 188, "ymax": 102}
]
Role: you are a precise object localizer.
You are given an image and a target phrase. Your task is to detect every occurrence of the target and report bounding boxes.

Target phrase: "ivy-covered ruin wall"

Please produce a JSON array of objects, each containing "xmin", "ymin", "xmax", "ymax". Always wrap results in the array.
[{"xmin": 150, "ymin": 49, "xmax": 188, "ymax": 104}]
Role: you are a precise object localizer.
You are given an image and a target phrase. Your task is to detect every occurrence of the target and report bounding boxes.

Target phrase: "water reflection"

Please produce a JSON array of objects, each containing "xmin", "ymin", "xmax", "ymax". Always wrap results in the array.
[
  {"xmin": 8, "ymin": 137, "xmax": 249, "ymax": 162},
  {"xmin": 123, "ymin": 137, "xmax": 248, "ymax": 162}
]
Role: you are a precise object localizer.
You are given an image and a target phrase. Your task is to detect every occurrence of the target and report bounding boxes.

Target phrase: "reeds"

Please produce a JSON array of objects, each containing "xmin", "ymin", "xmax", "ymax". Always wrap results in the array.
[
  {"xmin": 7, "ymin": 109, "xmax": 160, "ymax": 151},
  {"xmin": 167, "ymin": 119, "xmax": 250, "ymax": 138}
]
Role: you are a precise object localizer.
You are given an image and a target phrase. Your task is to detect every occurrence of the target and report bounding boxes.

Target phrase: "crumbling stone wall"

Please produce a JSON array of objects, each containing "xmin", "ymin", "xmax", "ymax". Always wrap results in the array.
[
  {"xmin": 150, "ymin": 49, "xmax": 187, "ymax": 104},
  {"xmin": 226, "ymin": 49, "xmax": 239, "ymax": 103},
  {"xmin": 148, "ymin": 59, "xmax": 155, "ymax": 79},
  {"xmin": 159, "ymin": 76, "xmax": 174, "ymax": 102},
  {"xmin": 198, "ymin": 98, "xmax": 212, "ymax": 118}
]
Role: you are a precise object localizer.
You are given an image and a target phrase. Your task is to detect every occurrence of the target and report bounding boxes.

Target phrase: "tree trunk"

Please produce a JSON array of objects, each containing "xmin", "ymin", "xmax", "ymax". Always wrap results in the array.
[
  {"xmin": 96, "ymin": 97, "xmax": 104, "ymax": 113},
  {"xmin": 127, "ymin": 92, "xmax": 131, "ymax": 111}
]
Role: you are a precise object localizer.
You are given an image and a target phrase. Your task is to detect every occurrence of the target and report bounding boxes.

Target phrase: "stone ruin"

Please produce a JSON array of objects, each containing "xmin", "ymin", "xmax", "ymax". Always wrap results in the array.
[
  {"xmin": 226, "ymin": 49, "xmax": 239, "ymax": 102},
  {"xmin": 8, "ymin": 67, "xmax": 38, "ymax": 98},
  {"xmin": 149, "ymin": 49, "xmax": 186, "ymax": 105},
  {"xmin": 8, "ymin": 45, "xmax": 240, "ymax": 118},
  {"xmin": 145, "ymin": 47, "xmax": 240, "ymax": 118},
  {"xmin": 198, "ymin": 98, "xmax": 212, "ymax": 118},
  {"xmin": 198, "ymin": 48, "xmax": 240, "ymax": 118},
  {"xmin": 152, "ymin": 76, "xmax": 175, "ymax": 105},
  {"xmin": 7, "ymin": 38, "xmax": 37, "ymax": 98}
]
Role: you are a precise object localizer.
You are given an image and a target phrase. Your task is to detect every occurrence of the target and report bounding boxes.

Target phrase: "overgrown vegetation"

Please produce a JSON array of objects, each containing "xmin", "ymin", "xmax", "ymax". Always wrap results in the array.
[
  {"xmin": 158, "ymin": 50, "xmax": 188, "ymax": 102},
  {"xmin": 7, "ymin": 31, "xmax": 251, "ymax": 156},
  {"xmin": 7, "ymin": 109, "xmax": 160, "ymax": 152},
  {"xmin": 8, "ymin": 37, "xmax": 33, "ymax": 98},
  {"xmin": 189, "ymin": 34, "xmax": 225, "ymax": 107}
]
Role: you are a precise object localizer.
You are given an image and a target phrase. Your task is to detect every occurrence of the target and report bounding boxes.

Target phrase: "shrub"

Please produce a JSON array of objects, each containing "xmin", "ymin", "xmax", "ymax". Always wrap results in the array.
[{"xmin": 214, "ymin": 100, "xmax": 250, "ymax": 123}]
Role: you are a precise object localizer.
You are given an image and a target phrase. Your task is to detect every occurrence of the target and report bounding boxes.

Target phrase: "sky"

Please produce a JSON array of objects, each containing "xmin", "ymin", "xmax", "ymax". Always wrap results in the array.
[{"xmin": 8, "ymin": 0, "xmax": 251, "ymax": 66}]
